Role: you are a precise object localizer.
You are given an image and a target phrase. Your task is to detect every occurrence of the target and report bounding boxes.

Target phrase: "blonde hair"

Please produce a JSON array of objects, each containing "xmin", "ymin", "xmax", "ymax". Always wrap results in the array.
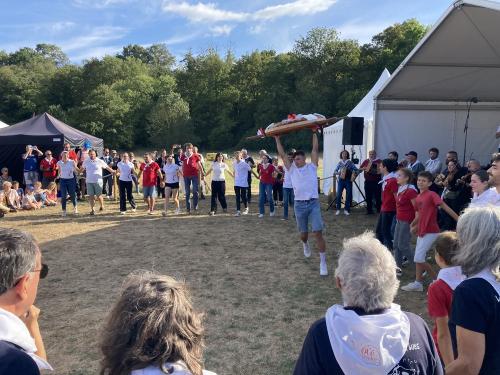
[
  {"xmin": 47, "ymin": 182, "xmax": 57, "ymax": 191},
  {"xmin": 100, "ymin": 272, "xmax": 204, "ymax": 375}
]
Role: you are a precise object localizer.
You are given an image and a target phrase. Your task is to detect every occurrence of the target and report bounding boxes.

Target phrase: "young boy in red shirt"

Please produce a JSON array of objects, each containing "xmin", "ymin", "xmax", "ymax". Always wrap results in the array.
[
  {"xmin": 427, "ymin": 231, "xmax": 465, "ymax": 367},
  {"xmin": 402, "ymin": 171, "xmax": 459, "ymax": 292},
  {"xmin": 375, "ymin": 159, "xmax": 399, "ymax": 250}
]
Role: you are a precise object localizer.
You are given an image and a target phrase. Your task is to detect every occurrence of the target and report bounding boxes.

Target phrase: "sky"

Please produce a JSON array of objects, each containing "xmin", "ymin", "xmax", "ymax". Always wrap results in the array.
[{"xmin": 0, "ymin": 0, "xmax": 457, "ymax": 63}]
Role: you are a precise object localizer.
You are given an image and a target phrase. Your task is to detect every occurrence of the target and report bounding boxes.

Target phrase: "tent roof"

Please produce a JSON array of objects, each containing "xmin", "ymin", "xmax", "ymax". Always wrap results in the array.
[
  {"xmin": 0, "ymin": 112, "xmax": 101, "ymax": 143},
  {"xmin": 0, "ymin": 120, "xmax": 8, "ymax": 128},
  {"xmin": 377, "ymin": 0, "xmax": 500, "ymax": 102}
]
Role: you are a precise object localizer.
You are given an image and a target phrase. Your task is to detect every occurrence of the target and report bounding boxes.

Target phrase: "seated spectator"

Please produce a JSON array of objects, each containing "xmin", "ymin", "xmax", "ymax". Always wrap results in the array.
[
  {"xmin": 32, "ymin": 182, "xmax": 48, "ymax": 207},
  {"xmin": 487, "ymin": 153, "xmax": 500, "ymax": 200},
  {"xmin": 447, "ymin": 206, "xmax": 500, "ymax": 374},
  {"xmin": 0, "ymin": 181, "xmax": 20, "ymax": 213},
  {"xmin": 0, "ymin": 227, "xmax": 52, "ymax": 374},
  {"xmin": 44, "ymin": 182, "xmax": 58, "ymax": 206},
  {"xmin": 22, "ymin": 187, "xmax": 41, "ymax": 210},
  {"xmin": 100, "ymin": 271, "xmax": 217, "ymax": 375},
  {"xmin": 12, "ymin": 181, "xmax": 23, "ymax": 206},
  {"xmin": 405, "ymin": 151, "xmax": 425, "ymax": 182},
  {"xmin": 0, "ymin": 167, "xmax": 12, "ymax": 184},
  {"xmin": 293, "ymin": 232, "xmax": 442, "ymax": 375},
  {"xmin": 424, "ymin": 147, "xmax": 442, "ymax": 178}
]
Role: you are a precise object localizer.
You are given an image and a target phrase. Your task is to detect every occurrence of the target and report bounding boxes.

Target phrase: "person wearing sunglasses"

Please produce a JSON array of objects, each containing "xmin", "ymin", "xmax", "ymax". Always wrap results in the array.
[{"xmin": 0, "ymin": 228, "xmax": 52, "ymax": 374}]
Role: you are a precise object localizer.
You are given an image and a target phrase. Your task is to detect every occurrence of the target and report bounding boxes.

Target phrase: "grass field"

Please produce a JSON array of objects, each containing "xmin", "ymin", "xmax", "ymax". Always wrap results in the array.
[{"xmin": 0, "ymin": 159, "xmax": 431, "ymax": 375}]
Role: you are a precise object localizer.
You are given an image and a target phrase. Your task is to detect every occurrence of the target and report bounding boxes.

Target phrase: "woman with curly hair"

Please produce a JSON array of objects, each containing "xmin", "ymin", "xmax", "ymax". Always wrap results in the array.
[{"xmin": 99, "ymin": 272, "xmax": 216, "ymax": 375}]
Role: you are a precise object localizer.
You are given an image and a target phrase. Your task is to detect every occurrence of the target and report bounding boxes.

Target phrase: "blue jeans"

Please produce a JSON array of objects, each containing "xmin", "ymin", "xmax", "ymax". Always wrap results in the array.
[
  {"xmin": 336, "ymin": 179, "xmax": 353, "ymax": 212},
  {"xmin": 184, "ymin": 176, "xmax": 199, "ymax": 211},
  {"xmin": 283, "ymin": 187, "xmax": 294, "ymax": 219},
  {"xmin": 259, "ymin": 182, "xmax": 274, "ymax": 214},
  {"xmin": 60, "ymin": 178, "xmax": 77, "ymax": 211}
]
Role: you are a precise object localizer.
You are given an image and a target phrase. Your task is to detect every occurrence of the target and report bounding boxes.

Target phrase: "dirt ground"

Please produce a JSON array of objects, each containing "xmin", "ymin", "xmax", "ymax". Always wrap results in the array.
[{"xmin": 0, "ymin": 188, "xmax": 431, "ymax": 375}]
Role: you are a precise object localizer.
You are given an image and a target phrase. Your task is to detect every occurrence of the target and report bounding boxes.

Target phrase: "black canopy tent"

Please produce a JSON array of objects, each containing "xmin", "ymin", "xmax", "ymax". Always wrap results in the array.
[{"xmin": 0, "ymin": 112, "xmax": 103, "ymax": 185}]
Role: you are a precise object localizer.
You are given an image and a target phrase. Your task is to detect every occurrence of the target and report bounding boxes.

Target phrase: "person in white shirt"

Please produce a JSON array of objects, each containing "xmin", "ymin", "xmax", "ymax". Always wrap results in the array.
[
  {"xmin": 159, "ymin": 154, "xmax": 183, "ymax": 216},
  {"xmin": 275, "ymin": 129, "xmax": 329, "ymax": 276},
  {"xmin": 487, "ymin": 153, "xmax": 500, "ymax": 202},
  {"xmin": 100, "ymin": 272, "xmax": 217, "ymax": 375},
  {"xmin": 282, "ymin": 150, "xmax": 296, "ymax": 220},
  {"xmin": 232, "ymin": 151, "xmax": 251, "ymax": 216},
  {"xmin": 424, "ymin": 147, "xmax": 442, "ymax": 177},
  {"xmin": 0, "ymin": 228, "xmax": 52, "ymax": 374},
  {"xmin": 204, "ymin": 153, "xmax": 233, "ymax": 216},
  {"xmin": 469, "ymin": 170, "xmax": 499, "ymax": 207},
  {"xmin": 57, "ymin": 151, "xmax": 79, "ymax": 216},
  {"xmin": 117, "ymin": 153, "xmax": 137, "ymax": 214},
  {"xmin": 79, "ymin": 149, "xmax": 115, "ymax": 215}
]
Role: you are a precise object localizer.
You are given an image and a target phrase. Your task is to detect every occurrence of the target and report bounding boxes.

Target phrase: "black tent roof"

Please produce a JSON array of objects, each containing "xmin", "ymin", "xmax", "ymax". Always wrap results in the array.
[{"xmin": 0, "ymin": 112, "xmax": 102, "ymax": 146}]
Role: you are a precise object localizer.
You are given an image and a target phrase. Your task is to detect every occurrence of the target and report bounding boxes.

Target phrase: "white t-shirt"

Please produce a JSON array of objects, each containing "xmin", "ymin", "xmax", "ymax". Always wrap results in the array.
[
  {"xmin": 211, "ymin": 162, "xmax": 227, "ymax": 181},
  {"xmin": 83, "ymin": 158, "xmax": 108, "ymax": 183},
  {"xmin": 470, "ymin": 187, "xmax": 500, "ymax": 207},
  {"xmin": 283, "ymin": 168, "xmax": 293, "ymax": 189},
  {"xmin": 117, "ymin": 161, "xmax": 134, "ymax": 182},
  {"xmin": 233, "ymin": 160, "xmax": 251, "ymax": 187},
  {"xmin": 163, "ymin": 163, "xmax": 180, "ymax": 184},
  {"xmin": 287, "ymin": 162, "xmax": 319, "ymax": 201},
  {"xmin": 57, "ymin": 160, "xmax": 76, "ymax": 179}
]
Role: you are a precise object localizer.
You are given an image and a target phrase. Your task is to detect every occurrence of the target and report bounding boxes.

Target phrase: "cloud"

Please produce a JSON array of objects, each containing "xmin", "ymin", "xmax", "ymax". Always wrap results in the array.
[
  {"xmin": 337, "ymin": 19, "xmax": 393, "ymax": 43},
  {"xmin": 72, "ymin": 0, "xmax": 135, "ymax": 8},
  {"xmin": 209, "ymin": 24, "xmax": 234, "ymax": 36},
  {"xmin": 162, "ymin": 2, "xmax": 247, "ymax": 23},
  {"xmin": 49, "ymin": 22, "xmax": 76, "ymax": 33},
  {"xmin": 59, "ymin": 26, "xmax": 128, "ymax": 52},
  {"xmin": 161, "ymin": 0, "xmax": 337, "ymax": 23},
  {"xmin": 70, "ymin": 45, "xmax": 123, "ymax": 61}
]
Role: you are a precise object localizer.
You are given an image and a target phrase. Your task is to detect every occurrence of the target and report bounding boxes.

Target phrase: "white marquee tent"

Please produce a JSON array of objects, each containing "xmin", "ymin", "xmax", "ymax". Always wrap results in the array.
[
  {"xmin": 322, "ymin": 69, "xmax": 391, "ymax": 201},
  {"xmin": 0, "ymin": 120, "xmax": 8, "ymax": 128},
  {"xmin": 373, "ymin": 0, "xmax": 500, "ymax": 166}
]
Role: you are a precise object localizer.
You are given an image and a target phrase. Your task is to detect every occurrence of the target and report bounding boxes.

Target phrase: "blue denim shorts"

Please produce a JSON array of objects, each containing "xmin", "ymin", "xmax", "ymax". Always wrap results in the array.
[
  {"xmin": 143, "ymin": 185, "xmax": 156, "ymax": 198},
  {"xmin": 294, "ymin": 198, "xmax": 324, "ymax": 233}
]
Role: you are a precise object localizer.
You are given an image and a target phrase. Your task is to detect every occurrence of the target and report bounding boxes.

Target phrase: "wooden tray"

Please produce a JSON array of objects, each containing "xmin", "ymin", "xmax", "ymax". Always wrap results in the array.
[{"xmin": 247, "ymin": 116, "xmax": 342, "ymax": 140}]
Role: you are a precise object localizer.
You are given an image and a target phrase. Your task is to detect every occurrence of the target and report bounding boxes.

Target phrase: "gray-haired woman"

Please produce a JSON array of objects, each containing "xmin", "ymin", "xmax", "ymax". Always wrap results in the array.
[
  {"xmin": 447, "ymin": 206, "xmax": 500, "ymax": 375},
  {"xmin": 294, "ymin": 232, "xmax": 442, "ymax": 375}
]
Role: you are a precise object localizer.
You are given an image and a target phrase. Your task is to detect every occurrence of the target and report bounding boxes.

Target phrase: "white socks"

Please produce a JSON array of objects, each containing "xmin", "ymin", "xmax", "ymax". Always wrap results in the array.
[{"xmin": 320, "ymin": 252, "xmax": 327, "ymax": 263}]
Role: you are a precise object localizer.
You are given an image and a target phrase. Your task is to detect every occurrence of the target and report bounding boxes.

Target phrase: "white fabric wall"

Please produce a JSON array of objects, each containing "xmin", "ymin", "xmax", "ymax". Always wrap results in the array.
[{"xmin": 374, "ymin": 105, "xmax": 499, "ymax": 166}]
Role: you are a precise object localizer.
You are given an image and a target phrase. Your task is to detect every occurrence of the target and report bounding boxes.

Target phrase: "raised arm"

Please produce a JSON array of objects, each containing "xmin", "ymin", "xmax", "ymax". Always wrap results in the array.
[
  {"xmin": 274, "ymin": 136, "xmax": 291, "ymax": 170},
  {"xmin": 311, "ymin": 131, "xmax": 319, "ymax": 167}
]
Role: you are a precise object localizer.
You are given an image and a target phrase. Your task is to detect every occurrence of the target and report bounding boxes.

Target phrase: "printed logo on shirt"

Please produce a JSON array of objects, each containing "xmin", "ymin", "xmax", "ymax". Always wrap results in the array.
[
  {"xmin": 407, "ymin": 343, "xmax": 420, "ymax": 351},
  {"xmin": 360, "ymin": 344, "xmax": 381, "ymax": 365},
  {"xmin": 388, "ymin": 364, "xmax": 417, "ymax": 375}
]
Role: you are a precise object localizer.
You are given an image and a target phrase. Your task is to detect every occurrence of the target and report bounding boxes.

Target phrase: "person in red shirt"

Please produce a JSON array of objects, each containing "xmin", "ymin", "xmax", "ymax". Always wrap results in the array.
[
  {"xmin": 137, "ymin": 153, "xmax": 162, "ymax": 215},
  {"xmin": 257, "ymin": 154, "xmax": 276, "ymax": 217},
  {"xmin": 360, "ymin": 150, "xmax": 382, "ymax": 214},
  {"xmin": 375, "ymin": 159, "xmax": 398, "ymax": 250},
  {"xmin": 393, "ymin": 168, "xmax": 418, "ymax": 273},
  {"xmin": 402, "ymin": 171, "xmax": 459, "ymax": 292},
  {"xmin": 180, "ymin": 143, "xmax": 204, "ymax": 213},
  {"xmin": 427, "ymin": 231, "xmax": 465, "ymax": 367},
  {"xmin": 271, "ymin": 157, "xmax": 284, "ymax": 206},
  {"xmin": 39, "ymin": 150, "xmax": 58, "ymax": 188}
]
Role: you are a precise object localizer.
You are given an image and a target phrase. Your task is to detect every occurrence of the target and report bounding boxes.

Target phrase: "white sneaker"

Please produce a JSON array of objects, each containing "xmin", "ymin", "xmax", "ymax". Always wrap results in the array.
[
  {"xmin": 243, "ymin": 208, "xmax": 249, "ymax": 215},
  {"xmin": 303, "ymin": 242, "xmax": 311, "ymax": 258},
  {"xmin": 258, "ymin": 214, "xmax": 264, "ymax": 218},
  {"xmin": 320, "ymin": 262, "xmax": 328, "ymax": 276},
  {"xmin": 148, "ymin": 210, "xmax": 154, "ymax": 215},
  {"xmin": 131, "ymin": 208, "xmax": 136, "ymax": 213},
  {"xmin": 175, "ymin": 208, "xmax": 181, "ymax": 214},
  {"xmin": 120, "ymin": 211, "xmax": 126, "ymax": 215},
  {"xmin": 270, "ymin": 211, "xmax": 276, "ymax": 217},
  {"xmin": 344, "ymin": 210, "xmax": 350, "ymax": 216},
  {"xmin": 234, "ymin": 211, "xmax": 241, "ymax": 216},
  {"xmin": 73, "ymin": 207, "xmax": 78, "ymax": 215},
  {"xmin": 401, "ymin": 281, "xmax": 423, "ymax": 292},
  {"xmin": 335, "ymin": 210, "xmax": 340, "ymax": 216},
  {"xmin": 61, "ymin": 210, "xmax": 67, "ymax": 217}
]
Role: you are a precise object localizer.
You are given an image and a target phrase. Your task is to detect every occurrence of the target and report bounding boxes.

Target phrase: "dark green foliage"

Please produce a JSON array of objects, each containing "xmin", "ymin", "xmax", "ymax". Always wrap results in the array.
[{"xmin": 0, "ymin": 20, "xmax": 427, "ymax": 150}]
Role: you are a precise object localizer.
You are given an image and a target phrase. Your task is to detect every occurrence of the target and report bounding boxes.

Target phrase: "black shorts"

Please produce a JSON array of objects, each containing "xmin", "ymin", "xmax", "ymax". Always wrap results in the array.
[{"xmin": 165, "ymin": 182, "xmax": 179, "ymax": 189}]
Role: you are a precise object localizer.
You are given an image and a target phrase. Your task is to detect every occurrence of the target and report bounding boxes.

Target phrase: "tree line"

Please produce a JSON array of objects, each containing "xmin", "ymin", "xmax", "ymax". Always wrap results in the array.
[{"xmin": 0, "ymin": 20, "xmax": 427, "ymax": 151}]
